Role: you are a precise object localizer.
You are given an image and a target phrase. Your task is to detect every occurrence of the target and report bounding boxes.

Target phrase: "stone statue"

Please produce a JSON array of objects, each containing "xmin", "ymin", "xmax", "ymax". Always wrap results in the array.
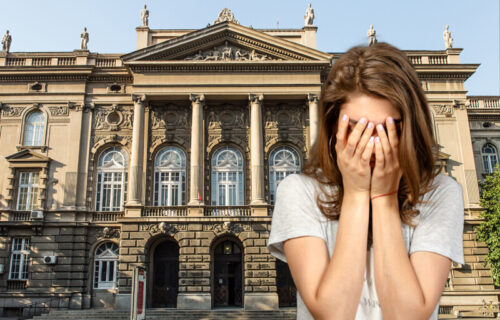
[
  {"xmin": 443, "ymin": 25, "xmax": 453, "ymax": 49},
  {"xmin": 141, "ymin": 5, "xmax": 149, "ymax": 27},
  {"xmin": 80, "ymin": 27, "xmax": 89, "ymax": 50},
  {"xmin": 368, "ymin": 25, "xmax": 377, "ymax": 46},
  {"xmin": 304, "ymin": 3, "xmax": 315, "ymax": 26},
  {"xmin": 2, "ymin": 30, "xmax": 12, "ymax": 52}
]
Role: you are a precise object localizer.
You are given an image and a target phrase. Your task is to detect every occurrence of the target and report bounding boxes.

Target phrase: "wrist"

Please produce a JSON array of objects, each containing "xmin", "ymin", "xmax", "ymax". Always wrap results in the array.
[
  {"xmin": 370, "ymin": 193, "xmax": 398, "ymax": 207},
  {"xmin": 343, "ymin": 191, "xmax": 370, "ymax": 202}
]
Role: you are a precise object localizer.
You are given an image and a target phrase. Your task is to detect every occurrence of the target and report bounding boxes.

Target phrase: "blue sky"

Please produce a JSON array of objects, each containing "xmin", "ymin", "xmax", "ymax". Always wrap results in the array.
[{"xmin": 1, "ymin": 0, "xmax": 498, "ymax": 95}]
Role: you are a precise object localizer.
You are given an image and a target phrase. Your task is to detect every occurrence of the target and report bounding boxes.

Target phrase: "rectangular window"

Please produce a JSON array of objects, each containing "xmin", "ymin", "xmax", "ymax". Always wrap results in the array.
[
  {"xmin": 96, "ymin": 172, "xmax": 124, "ymax": 211},
  {"xmin": 16, "ymin": 172, "xmax": 39, "ymax": 211},
  {"xmin": 94, "ymin": 260, "xmax": 117, "ymax": 289},
  {"xmin": 9, "ymin": 238, "xmax": 30, "ymax": 280}
]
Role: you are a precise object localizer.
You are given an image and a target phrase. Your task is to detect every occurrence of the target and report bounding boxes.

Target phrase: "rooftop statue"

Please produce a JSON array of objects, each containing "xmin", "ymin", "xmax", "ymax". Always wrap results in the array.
[
  {"xmin": 81, "ymin": 27, "xmax": 89, "ymax": 50},
  {"xmin": 443, "ymin": 25, "xmax": 453, "ymax": 49},
  {"xmin": 1, "ymin": 30, "xmax": 11, "ymax": 53},
  {"xmin": 368, "ymin": 24, "xmax": 377, "ymax": 46},
  {"xmin": 304, "ymin": 3, "xmax": 315, "ymax": 26},
  {"xmin": 141, "ymin": 4, "xmax": 149, "ymax": 27},
  {"xmin": 213, "ymin": 8, "xmax": 239, "ymax": 25}
]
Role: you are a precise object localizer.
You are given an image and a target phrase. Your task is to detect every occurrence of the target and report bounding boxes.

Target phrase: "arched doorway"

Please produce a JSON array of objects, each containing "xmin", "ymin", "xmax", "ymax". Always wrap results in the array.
[
  {"xmin": 151, "ymin": 240, "xmax": 179, "ymax": 307},
  {"xmin": 212, "ymin": 238, "xmax": 243, "ymax": 307},
  {"xmin": 276, "ymin": 260, "xmax": 297, "ymax": 307}
]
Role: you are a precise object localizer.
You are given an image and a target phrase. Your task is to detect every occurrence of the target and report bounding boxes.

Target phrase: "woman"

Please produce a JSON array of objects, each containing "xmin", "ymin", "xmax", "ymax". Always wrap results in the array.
[{"xmin": 267, "ymin": 42, "xmax": 464, "ymax": 319}]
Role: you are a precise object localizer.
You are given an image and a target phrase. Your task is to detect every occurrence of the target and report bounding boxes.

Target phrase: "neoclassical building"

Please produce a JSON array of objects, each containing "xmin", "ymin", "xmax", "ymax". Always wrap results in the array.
[{"xmin": 0, "ymin": 7, "xmax": 499, "ymax": 319}]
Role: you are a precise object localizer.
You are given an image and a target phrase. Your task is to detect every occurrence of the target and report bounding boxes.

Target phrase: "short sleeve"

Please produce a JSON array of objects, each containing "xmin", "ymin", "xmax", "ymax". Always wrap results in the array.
[
  {"xmin": 409, "ymin": 175, "xmax": 465, "ymax": 265},
  {"xmin": 267, "ymin": 174, "xmax": 327, "ymax": 264}
]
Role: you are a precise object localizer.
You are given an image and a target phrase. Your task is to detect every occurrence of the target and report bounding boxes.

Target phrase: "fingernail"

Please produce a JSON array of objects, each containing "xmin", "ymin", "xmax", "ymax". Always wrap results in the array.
[
  {"xmin": 342, "ymin": 114, "xmax": 348, "ymax": 122},
  {"xmin": 367, "ymin": 122, "xmax": 374, "ymax": 129},
  {"xmin": 359, "ymin": 118, "xmax": 367, "ymax": 124},
  {"xmin": 377, "ymin": 124, "xmax": 384, "ymax": 131},
  {"xmin": 369, "ymin": 136, "xmax": 374, "ymax": 142},
  {"xmin": 388, "ymin": 117, "xmax": 394, "ymax": 124},
  {"xmin": 375, "ymin": 137, "xmax": 380, "ymax": 143}
]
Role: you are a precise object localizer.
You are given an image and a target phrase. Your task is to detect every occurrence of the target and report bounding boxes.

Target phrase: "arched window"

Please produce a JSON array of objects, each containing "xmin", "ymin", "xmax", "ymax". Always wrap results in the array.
[
  {"xmin": 482, "ymin": 143, "xmax": 499, "ymax": 174},
  {"xmin": 269, "ymin": 146, "xmax": 301, "ymax": 204},
  {"xmin": 23, "ymin": 111, "xmax": 45, "ymax": 146},
  {"xmin": 154, "ymin": 147, "xmax": 186, "ymax": 206},
  {"xmin": 211, "ymin": 147, "xmax": 243, "ymax": 206},
  {"xmin": 96, "ymin": 147, "xmax": 128, "ymax": 211},
  {"xmin": 93, "ymin": 242, "xmax": 119, "ymax": 289}
]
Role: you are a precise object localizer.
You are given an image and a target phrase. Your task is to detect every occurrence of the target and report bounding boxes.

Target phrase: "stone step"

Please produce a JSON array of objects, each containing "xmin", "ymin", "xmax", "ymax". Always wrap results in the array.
[{"xmin": 32, "ymin": 308, "xmax": 297, "ymax": 320}]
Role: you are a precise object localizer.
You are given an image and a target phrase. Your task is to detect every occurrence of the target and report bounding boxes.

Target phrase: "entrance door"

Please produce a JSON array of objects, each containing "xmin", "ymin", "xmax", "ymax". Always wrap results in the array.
[
  {"xmin": 152, "ymin": 241, "xmax": 179, "ymax": 307},
  {"xmin": 276, "ymin": 260, "xmax": 297, "ymax": 307},
  {"xmin": 213, "ymin": 240, "xmax": 242, "ymax": 307}
]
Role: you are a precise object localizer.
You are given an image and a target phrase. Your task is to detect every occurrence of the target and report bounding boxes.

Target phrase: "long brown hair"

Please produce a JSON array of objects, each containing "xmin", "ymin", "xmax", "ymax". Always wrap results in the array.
[{"xmin": 302, "ymin": 42, "xmax": 440, "ymax": 247}]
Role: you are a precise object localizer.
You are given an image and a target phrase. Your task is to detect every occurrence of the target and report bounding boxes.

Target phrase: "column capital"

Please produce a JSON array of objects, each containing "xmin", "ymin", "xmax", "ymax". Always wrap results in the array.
[
  {"xmin": 189, "ymin": 93, "xmax": 205, "ymax": 104},
  {"xmin": 248, "ymin": 94, "xmax": 264, "ymax": 104},
  {"xmin": 307, "ymin": 93, "xmax": 320, "ymax": 103},
  {"xmin": 132, "ymin": 94, "xmax": 147, "ymax": 104}
]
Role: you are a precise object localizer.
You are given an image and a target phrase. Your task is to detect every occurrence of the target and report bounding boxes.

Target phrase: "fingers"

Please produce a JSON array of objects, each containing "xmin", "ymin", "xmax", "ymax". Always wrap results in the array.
[
  {"xmin": 386, "ymin": 117, "xmax": 399, "ymax": 152},
  {"xmin": 374, "ymin": 136, "xmax": 384, "ymax": 169},
  {"xmin": 335, "ymin": 114, "xmax": 349, "ymax": 153},
  {"xmin": 344, "ymin": 117, "xmax": 367, "ymax": 156},
  {"xmin": 354, "ymin": 121, "xmax": 374, "ymax": 158},
  {"xmin": 361, "ymin": 136, "xmax": 375, "ymax": 164},
  {"xmin": 376, "ymin": 123, "xmax": 393, "ymax": 163}
]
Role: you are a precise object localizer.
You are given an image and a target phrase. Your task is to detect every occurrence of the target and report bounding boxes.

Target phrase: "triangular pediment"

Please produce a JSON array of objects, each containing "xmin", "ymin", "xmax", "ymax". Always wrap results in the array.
[
  {"xmin": 6, "ymin": 149, "xmax": 50, "ymax": 163},
  {"xmin": 122, "ymin": 21, "xmax": 332, "ymax": 63}
]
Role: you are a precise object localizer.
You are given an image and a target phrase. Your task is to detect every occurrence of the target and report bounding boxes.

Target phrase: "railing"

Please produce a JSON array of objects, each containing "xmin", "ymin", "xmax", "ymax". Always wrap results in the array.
[
  {"xmin": 204, "ymin": 206, "xmax": 252, "ymax": 217},
  {"xmin": 8, "ymin": 211, "xmax": 31, "ymax": 221},
  {"xmin": 6, "ymin": 58, "xmax": 25, "ymax": 66},
  {"xmin": 428, "ymin": 55, "xmax": 448, "ymax": 64},
  {"xmin": 91, "ymin": 211, "xmax": 124, "ymax": 222},
  {"xmin": 32, "ymin": 57, "xmax": 51, "ymax": 66},
  {"xmin": 7, "ymin": 279, "xmax": 27, "ymax": 291},
  {"xmin": 467, "ymin": 98, "xmax": 500, "ymax": 109},
  {"xmin": 408, "ymin": 56, "xmax": 422, "ymax": 65},
  {"xmin": 142, "ymin": 206, "xmax": 188, "ymax": 217},
  {"xmin": 23, "ymin": 295, "xmax": 70, "ymax": 318},
  {"xmin": 57, "ymin": 57, "xmax": 76, "ymax": 66},
  {"xmin": 96, "ymin": 58, "xmax": 116, "ymax": 67}
]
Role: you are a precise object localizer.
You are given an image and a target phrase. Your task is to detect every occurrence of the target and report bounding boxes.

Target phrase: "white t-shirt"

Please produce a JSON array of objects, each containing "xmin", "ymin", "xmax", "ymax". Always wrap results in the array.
[{"xmin": 267, "ymin": 173, "xmax": 465, "ymax": 320}]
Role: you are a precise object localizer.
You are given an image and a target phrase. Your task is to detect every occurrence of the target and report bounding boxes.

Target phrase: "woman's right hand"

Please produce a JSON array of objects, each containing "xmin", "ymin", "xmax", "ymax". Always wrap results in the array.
[{"xmin": 335, "ymin": 114, "xmax": 375, "ymax": 194}]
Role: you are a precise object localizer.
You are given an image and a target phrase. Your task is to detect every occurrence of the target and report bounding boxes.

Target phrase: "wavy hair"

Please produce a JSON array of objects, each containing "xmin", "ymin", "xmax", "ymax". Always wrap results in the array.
[{"xmin": 302, "ymin": 42, "xmax": 441, "ymax": 247}]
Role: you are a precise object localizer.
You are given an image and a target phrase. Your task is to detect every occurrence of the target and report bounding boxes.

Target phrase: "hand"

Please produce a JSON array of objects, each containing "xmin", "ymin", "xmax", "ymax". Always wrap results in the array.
[
  {"xmin": 371, "ymin": 117, "xmax": 403, "ymax": 199},
  {"xmin": 335, "ymin": 114, "xmax": 375, "ymax": 194}
]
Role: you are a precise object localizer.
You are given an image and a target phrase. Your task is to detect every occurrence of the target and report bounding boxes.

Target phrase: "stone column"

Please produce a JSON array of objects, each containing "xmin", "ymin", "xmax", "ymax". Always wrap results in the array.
[
  {"xmin": 249, "ymin": 94, "xmax": 266, "ymax": 205},
  {"xmin": 308, "ymin": 93, "xmax": 320, "ymax": 148},
  {"xmin": 126, "ymin": 94, "xmax": 146, "ymax": 207},
  {"xmin": 188, "ymin": 94, "xmax": 205, "ymax": 207}
]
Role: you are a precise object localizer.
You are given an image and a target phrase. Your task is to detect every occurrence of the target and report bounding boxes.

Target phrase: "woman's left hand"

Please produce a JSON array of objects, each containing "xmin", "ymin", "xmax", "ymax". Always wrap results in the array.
[{"xmin": 371, "ymin": 117, "xmax": 403, "ymax": 199}]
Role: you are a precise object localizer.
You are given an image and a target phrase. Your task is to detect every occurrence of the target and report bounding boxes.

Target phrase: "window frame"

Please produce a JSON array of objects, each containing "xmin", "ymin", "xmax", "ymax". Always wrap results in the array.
[
  {"xmin": 481, "ymin": 143, "xmax": 499, "ymax": 174},
  {"xmin": 211, "ymin": 147, "xmax": 244, "ymax": 206},
  {"xmin": 9, "ymin": 237, "xmax": 31, "ymax": 280},
  {"xmin": 15, "ymin": 171, "xmax": 40, "ymax": 211},
  {"xmin": 153, "ymin": 147, "xmax": 186, "ymax": 206},
  {"xmin": 95, "ymin": 147, "xmax": 128, "ymax": 212},
  {"xmin": 22, "ymin": 110, "xmax": 47, "ymax": 147},
  {"xmin": 268, "ymin": 146, "xmax": 301, "ymax": 205},
  {"xmin": 93, "ymin": 242, "xmax": 119, "ymax": 290}
]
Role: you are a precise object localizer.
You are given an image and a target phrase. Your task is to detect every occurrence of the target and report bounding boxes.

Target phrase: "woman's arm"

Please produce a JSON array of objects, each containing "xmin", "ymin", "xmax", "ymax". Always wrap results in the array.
[
  {"xmin": 284, "ymin": 114, "xmax": 375, "ymax": 319},
  {"xmin": 370, "ymin": 119, "xmax": 452, "ymax": 319},
  {"xmin": 284, "ymin": 192, "xmax": 370, "ymax": 319}
]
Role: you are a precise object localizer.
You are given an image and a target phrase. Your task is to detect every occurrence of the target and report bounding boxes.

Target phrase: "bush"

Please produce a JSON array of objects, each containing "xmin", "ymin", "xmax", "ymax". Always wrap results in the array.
[{"xmin": 475, "ymin": 164, "xmax": 500, "ymax": 286}]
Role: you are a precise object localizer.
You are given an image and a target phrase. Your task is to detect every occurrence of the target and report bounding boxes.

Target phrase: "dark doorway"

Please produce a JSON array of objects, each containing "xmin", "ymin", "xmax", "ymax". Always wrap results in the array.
[
  {"xmin": 276, "ymin": 260, "xmax": 297, "ymax": 307},
  {"xmin": 152, "ymin": 240, "xmax": 179, "ymax": 307},
  {"xmin": 213, "ymin": 240, "xmax": 243, "ymax": 307}
]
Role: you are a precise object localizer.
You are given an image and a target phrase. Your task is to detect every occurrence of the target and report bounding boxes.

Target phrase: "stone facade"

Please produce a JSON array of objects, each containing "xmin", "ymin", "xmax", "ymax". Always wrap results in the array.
[{"xmin": 0, "ymin": 7, "xmax": 498, "ymax": 319}]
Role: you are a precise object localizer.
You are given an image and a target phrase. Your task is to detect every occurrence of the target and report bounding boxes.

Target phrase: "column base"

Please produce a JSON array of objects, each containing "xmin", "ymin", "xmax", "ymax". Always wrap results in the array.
[
  {"xmin": 244, "ymin": 292, "xmax": 279, "ymax": 310},
  {"xmin": 177, "ymin": 293, "xmax": 211, "ymax": 310}
]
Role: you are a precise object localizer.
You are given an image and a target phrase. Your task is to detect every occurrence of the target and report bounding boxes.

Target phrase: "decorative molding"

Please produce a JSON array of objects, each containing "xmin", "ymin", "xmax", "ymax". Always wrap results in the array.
[
  {"xmin": 128, "ymin": 63, "xmax": 327, "ymax": 73},
  {"xmin": 48, "ymin": 106, "xmax": 69, "ymax": 117},
  {"xmin": 205, "ymin": 221, "xmax": 250, "ymax": 236},
  {"xmin": 93, "ymin": 106, "xmax": 133, "ymax": 131},
  {"xmin": 1, "ymin": 106, "xmax": 26, "ymax": 117},
  {"xmin": 97, "ymin": 227, "xmax": 120, "ymax": 239},
  {"xmin": 432, "ymin": 105, "xmax": 454, "ymax": 117},
  {"xmin": 141, "ymin": 222, "xmax": 178, "ymax": 235},
  {"xmin": 184, "ymin": 42, "xmax": 276, "ymax": 61}
]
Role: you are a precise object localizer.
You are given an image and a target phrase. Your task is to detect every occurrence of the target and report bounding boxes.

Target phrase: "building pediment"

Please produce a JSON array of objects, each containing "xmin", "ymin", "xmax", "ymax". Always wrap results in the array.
[
  {"xmin": 5, "ymin": 149, "xmax": 51, "ymax": 168},
  {"xmin": 122, "ymin": 21, "xmax": 332, "ymax": 64}
]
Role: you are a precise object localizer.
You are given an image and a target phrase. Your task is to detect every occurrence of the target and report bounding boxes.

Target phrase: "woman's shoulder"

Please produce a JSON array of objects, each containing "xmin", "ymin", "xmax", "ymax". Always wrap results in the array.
[{"xmin": 424, "ymin": 173, "xmax": 463, "ymax": 201}]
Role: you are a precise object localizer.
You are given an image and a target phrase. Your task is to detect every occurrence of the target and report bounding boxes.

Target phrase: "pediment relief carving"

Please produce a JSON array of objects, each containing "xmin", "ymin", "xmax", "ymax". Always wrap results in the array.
[
  {"xmin": 184, "ymin": 42, "xmax": 277, "ymax": 61},
  {"xmin": 151, "ymin": 104, "xmax": 190, "ymax": 129},
  {"xmin": 93, "ymin": 105, "xmax": 133, "ymax": 131}
]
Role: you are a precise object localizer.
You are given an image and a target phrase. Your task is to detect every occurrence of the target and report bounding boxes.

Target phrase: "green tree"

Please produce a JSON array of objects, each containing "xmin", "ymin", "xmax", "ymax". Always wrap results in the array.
[{"xmin": 475, "ymin": 163, "xmax": 500, "ymax": 287}]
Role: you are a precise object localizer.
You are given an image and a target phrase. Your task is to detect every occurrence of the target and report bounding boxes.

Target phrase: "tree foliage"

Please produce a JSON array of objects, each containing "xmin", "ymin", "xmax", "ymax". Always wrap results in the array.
[{"xmin": 475, "ymin": 164, "xmax": 500, "ymax": 287}]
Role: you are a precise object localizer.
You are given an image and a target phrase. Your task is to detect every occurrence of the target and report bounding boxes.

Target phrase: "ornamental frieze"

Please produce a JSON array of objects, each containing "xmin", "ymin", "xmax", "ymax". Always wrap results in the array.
[
  {"xmin": 432, "ymin": 105, "xmax": 454, "ymax": 117},
  {"xmin": 48, "ymin": 106, "xmax": 69, "ymax": 117},
  {"xmin": 1, "ymin": 106, "xmax": 26, "ymax": 117},
  {"xmin": 184, "ymin": 42, "xmax": 277, "ymax": 61},
  {"xmin": 93, "ymin": 106, "xmax": 133, "ymax": 131},
  {"xmin": 264, "ymin": 104, "xmax": 306, "ymax": 128},
  {"xmin": 151, "ymin": 108, "xmax": 189, "ymax": 129},
  {"xmin": 141, "ymin": 222, "xmax": 187, "ymax": 235},
  {"xmin": 205, "ymin": 222, "xmax": 250, "ymax": 235},
  {"xmin": 97, "ymin": 227, "xmax": 120, "ymax": 239}
]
